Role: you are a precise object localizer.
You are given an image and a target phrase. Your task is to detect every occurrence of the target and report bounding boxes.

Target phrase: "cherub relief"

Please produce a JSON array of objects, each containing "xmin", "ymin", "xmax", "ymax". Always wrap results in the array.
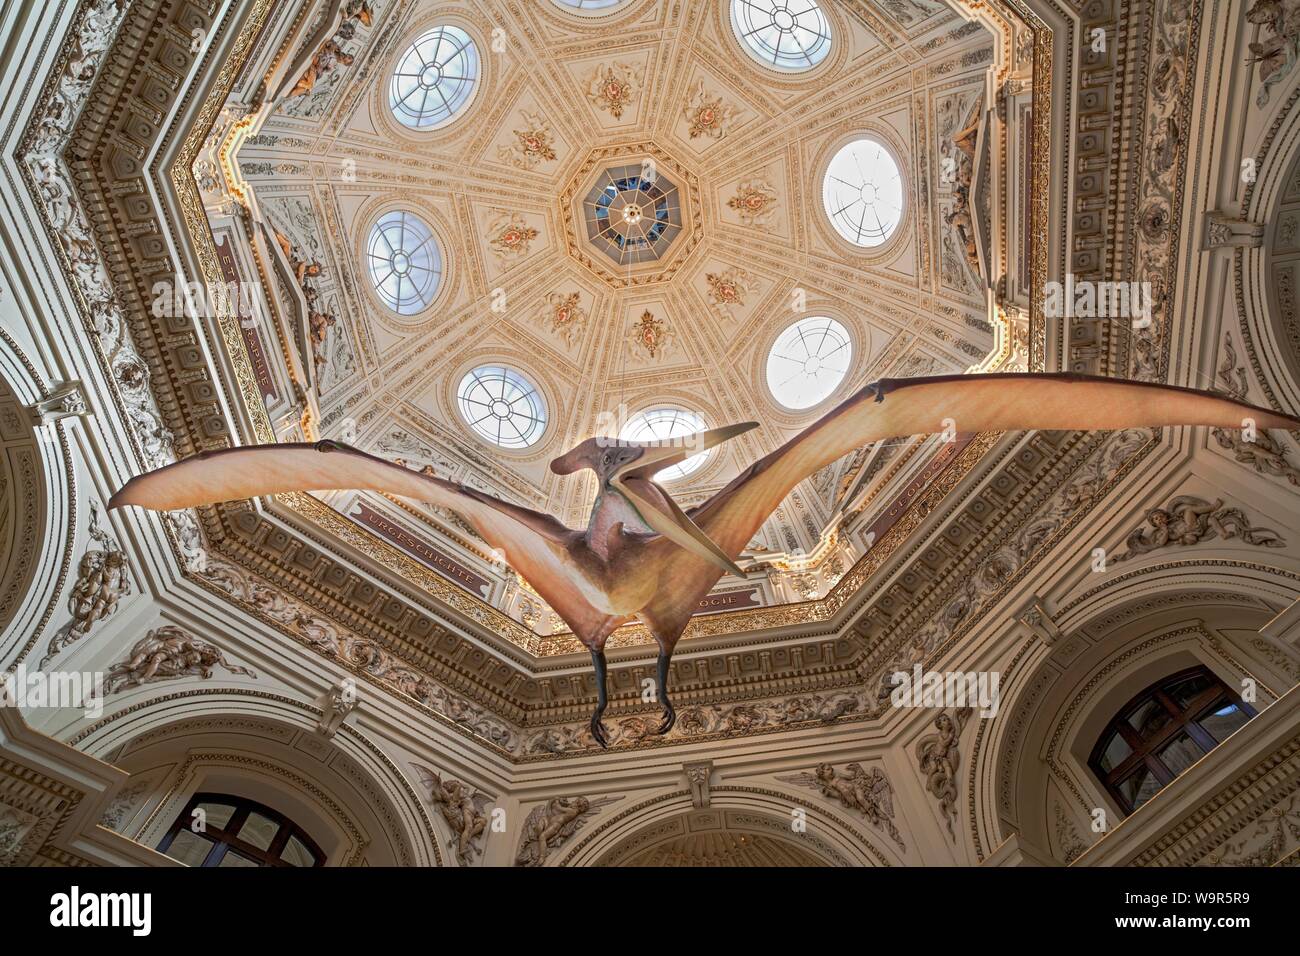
[
  {"xmin": 777, "ymin": 762, "xmax": 906, "ymax": 850},
  {"xmin": 1117, "ymin": 496, "xmax": 1284, "ymax": 561},
  {"xmin": 416, "ymin": 767, "xmax": 491, "ymax": 865},
  {"xmin": 915, "ymin": 708, "xmax": 972, "ymax": 839},
  {"xmin": 105, "ymin": 625, "xmax": 256, "ymax": 694},
  {"xmin": 514, "ymin": 795, "xmax": 616, "ymax": 866},
  {"xmin": 42, "ymin": 502, "xmax": 131, "ymax": 667}
]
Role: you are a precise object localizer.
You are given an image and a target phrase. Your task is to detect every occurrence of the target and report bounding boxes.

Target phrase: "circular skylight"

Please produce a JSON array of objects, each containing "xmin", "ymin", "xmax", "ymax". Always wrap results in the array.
[
  {"xmin": 366, "ymin": 211, "xmax": 443, "ymax": 315},
  {"xmin": 766, "ymin": 317, "xmax": 852, "ymax": 409},
  {"xmin": 389, "ymin": 26, "xmax": 479, "ymax": 130},
  {"xmin": 823, "ymin": 137, "xmax": 905, "ymax": 247},
  {"xmin": 619, "ymin": 407, "xmax": 710, "ymax": 481},
  {"xmin": 730, "ymin": 0, "xmax": 832, "ymax": 72},
  {"xmin": 457, "ymin": 366, "xmax": 547, "ymax": 449},
  {"xmin": 551, "ymin": 0, "xmax": 625, "ymax": 10}
]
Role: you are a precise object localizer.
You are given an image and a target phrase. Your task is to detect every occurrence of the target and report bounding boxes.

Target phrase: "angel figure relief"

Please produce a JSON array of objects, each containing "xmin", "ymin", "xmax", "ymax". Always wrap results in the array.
[
  {"xmin": 778, "ymin": 762, "xmax": 906, "ymax": 850},
  {"xmin": 104, "ymin": 625, "xmax": 257, "ymax": 694},
  {"xmin": 416, "ymin": 766, "xmax": 492, "ymax": 865},
  {"xmin": 915, "ymin": 708, "xmax": 972, "ymax": 840},
  {"xmin": 42, "ymin": 502, "xmax": 132, "ymax": 668},
  {"xmin": 514, "ymin": 795, "xmax": 617, "ymax": 866},
  {"xmin": 1115, "ymin": 495, "xmax": 1285, "ymax": 562}
]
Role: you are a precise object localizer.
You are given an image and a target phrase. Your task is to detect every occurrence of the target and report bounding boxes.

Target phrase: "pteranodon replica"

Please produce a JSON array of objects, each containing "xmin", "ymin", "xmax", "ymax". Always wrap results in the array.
[{"xmin": 109, "ymin": 373, "xmax": 1300, "ymax": 747}]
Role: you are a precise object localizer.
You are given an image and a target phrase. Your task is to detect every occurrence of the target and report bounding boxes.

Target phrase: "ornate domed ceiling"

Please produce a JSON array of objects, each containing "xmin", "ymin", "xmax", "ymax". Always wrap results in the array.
[{"xmin": 183, "ymin": 0, "xmax": 1028, "ymax": 656}]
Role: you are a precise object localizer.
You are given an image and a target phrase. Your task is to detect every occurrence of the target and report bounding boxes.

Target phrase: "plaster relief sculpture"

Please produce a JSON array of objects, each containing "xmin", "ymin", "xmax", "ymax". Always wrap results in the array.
[
  {"xmin": 915, "ymin": 708, "xmax": 972, "ymax": 840},
  {"xmin": 514, "ymin": 795, "xmax": 616, "ymax": 866},
  {"xmin": 104, "ymin": 626, "xmax": 257, "ymax": 694},
  {"xmin": 1116, "ymin": 496, "xmax": 1285, "ymax": 562},
  {"xmin": 42, "ymin": 503, "xmax": 131, "ymax": 668},
  {"xmin": 415, "ymin": 766, "xmax": 491, "ymax": 865},
  {"xmin": 778, "ymin": 762, "xmax": 906, "ymax": 850},
  {"xmin": 109, "ymin": 373, "xmax": 1300, "ymax": 748}
]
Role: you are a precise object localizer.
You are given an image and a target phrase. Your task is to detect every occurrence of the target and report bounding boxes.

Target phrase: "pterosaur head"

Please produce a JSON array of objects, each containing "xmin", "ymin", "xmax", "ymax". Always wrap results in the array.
[
  {"xmin": 549, "ymin": 422, "xmax": 758, "ymax": 486},
  {"xmin": 549, "ymin": 422, "xmax": 758, "ymax": 576}
]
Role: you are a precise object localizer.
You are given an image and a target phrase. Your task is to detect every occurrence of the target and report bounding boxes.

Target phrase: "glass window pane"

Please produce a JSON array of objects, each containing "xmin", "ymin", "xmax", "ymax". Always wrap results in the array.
[
  {"xmin": 1157, "ymin": 732, "xmax": 1205, "ymax": 776},
  {"xmin": 280, "ymin": 834, "xmax": 316, "ymax": 867},
  {"xmin": 164, "ymin": 830, "xmax": 216, "ymax": 867},
  {"xmin": 238, "ymin": 812, "xmax": 280, "ymax": 851},
  {"xmin": 1126, "ymin": 697, "xmax": 1172, "ymax": 739},
  {"xmin": 1196, "ymin": 702, "xmax": 1251, "ymax": 743},
  {"xmin": 1118, "ymin": 765, "xmax": 1162, "ymax": 812},
  {"xmin": 1097, "ymin": 731, "xmax": 1132, "ymax": 772},
  {"xmin": 1166, "ymin": 672, "xmax": 1216, "ymax": 710},
  {"xmin": 619, "ymin": 408, "xmax": 710, "ymax": 481},
  {"xmin": 194, "ymin": 801, "xmax": 236, "ymax": 831},
  {"xmin": 218, "ymin": 850, "xmax": 259, "ymax": 868}
]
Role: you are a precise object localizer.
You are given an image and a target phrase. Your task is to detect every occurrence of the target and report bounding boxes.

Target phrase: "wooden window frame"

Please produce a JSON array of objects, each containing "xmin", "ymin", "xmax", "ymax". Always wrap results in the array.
[
  {"xmin": 1088, "ymin": 666, "xmax": 1256, "ymax": 817},
  {"xmin": 157, "ymin": 792, "xmax": 325, "ymax": 867}
]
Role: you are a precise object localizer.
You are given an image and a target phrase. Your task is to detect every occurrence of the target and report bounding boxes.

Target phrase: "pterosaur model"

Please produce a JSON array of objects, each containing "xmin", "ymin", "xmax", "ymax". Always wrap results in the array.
[{"xmin": 110, "ymin": 373, "xmax": 1300, "ymax": 746}]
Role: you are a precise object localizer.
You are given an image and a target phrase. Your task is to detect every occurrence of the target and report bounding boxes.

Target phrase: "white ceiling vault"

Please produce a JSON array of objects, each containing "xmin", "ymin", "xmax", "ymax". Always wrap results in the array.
[{"xmin": 211, "ymin": 0, "xmax": 1004, "ymax": 635}]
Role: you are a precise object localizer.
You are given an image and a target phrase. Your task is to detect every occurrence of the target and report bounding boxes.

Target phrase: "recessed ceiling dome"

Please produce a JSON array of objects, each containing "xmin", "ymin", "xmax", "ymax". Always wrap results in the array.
[
  {"xmin": 730, "ymin": 0, "xmax": 832, "ymax": 72},
  {"xmin": 619, "ymin": 407, "xmax": 710, "ymax": 481},
  {"xmin": 389, "ymin": 26, "xmax": 479, "ymax": 130},
  {"xmin": 823, "ymin": 137, "xmax": 904, "ymax": 247},
  {"xmin": 366, "ymin": 211, "xmax": 442, "ymax": 315},
  {"xmin": 766, "ymin": 316, "xmax": 852, "ymax": 409},
  {"xmin": 584, "ymin": 164, "xmax": 683, "ymax": 266},
  {"xmin": 457, "ymin": 366, "xmax": 548, "ymax": 449}
]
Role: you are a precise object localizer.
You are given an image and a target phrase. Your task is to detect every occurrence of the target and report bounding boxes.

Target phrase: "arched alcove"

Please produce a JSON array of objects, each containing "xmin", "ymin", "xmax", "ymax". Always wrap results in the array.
[
  {"xmin": 978, "ymin": 563, "xmax": 1300, "ymax": 863},
  {"xmin": 560, "ymin": 787, "xmax": 894, "ymax": 867},
  {"xmin": 71, "ymin": 689, "xmax": 442, "ymax": 866}
]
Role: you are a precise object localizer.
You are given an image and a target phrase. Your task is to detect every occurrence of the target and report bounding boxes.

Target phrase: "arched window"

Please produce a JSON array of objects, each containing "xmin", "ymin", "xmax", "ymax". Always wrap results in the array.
[
  {"xmin": 157, "ymin": 793, "xmax": 325, "ymax": 867},
  {"xmin": 1089, "ymin": 667, "xmax": 1256, "ymax": 816}
]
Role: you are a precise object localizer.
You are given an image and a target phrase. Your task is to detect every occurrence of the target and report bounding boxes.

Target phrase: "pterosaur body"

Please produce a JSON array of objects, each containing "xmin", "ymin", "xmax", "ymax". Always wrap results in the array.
[{"xmin": 109, "ymin": 373, "xmax": 1300, "ymax": 746}]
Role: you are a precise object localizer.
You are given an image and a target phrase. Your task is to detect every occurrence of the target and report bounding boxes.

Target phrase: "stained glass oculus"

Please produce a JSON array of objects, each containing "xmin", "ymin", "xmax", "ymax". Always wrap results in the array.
[{"xmin": 583, "ymin": 164, "xmax": 683, "ymax": 267}]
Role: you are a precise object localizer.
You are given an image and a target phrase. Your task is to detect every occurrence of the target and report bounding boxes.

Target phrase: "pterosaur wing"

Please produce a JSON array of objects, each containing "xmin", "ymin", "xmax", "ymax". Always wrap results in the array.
[
  {"xmin": 690, "ymin": 372, "xmax": 1300, "ymax": 566},
  {"xmin": 108, "ymin": 441, "xmax": 613, "ymax": 635}
]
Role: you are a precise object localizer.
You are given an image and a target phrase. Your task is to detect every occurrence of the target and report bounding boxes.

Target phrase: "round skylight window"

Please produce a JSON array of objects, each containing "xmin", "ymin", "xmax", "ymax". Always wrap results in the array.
[
  {"xmin": 766, "ymin": 316, "xmax": 852, "ymax": 410},
  {"xmin": 823, "ymin": 137, "xmax": 905, "ymax": 247},
  {"xmin": 366, "ymin": 211, "xmax": 442, "ymax": 315},
  {"xmin": 389, "ymin": 26, "xmax": 479, "ymax": 130},
  {"xmin": 619, "ymin": 407, "xmax": 710, "ymax": 481},
  {"xmin": 551, "ymin": 0, "xmax": 626, "ymax": 11},
  {"xmin": 457, "ymin": 366, "xmax": 547, "ymax": 449},
  {"xmin": 730, "ymin": 0, "xmax": 832, "ymax": 72}
]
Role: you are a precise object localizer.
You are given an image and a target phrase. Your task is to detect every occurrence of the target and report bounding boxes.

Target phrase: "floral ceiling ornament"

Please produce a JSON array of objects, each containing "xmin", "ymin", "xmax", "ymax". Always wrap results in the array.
[
  {"xmin": 586, "ymin": 62, "xmax": 641, "ymax": 119},
  {"xmin": 682, "ymin": 80, "xmax": 738, "ymax": 140},
  {"xmin": 628, "ymin": 310, "xmax": 671, "ymax": 359},
  {"xmin": 705, "ymin": 266, "xmax": 753, "ymax": 310},
  {"xmin": 728, "ymin": 178, "xmax": 779, "ymax": 226},
  {"xmin": 499, "ymin": 111, "xmax": 557, "ymax": 169},
  {"xmin": 488, "ymin": 212, "xmax": 540, "ymax": 258},
  {"xmin": 1247, "ymin": 0, "xmax": 1300, "ymax": 105},
  {"xmin": 541, "ymin": 291, "xmax": 587, "ymax": 346}
]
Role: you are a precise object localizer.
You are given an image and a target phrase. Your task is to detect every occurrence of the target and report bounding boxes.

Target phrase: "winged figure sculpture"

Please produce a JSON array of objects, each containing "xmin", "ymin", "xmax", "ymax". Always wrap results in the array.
[{"xmin": 109, "ymin": 372, "xmax": 1300, "ymax": 747}]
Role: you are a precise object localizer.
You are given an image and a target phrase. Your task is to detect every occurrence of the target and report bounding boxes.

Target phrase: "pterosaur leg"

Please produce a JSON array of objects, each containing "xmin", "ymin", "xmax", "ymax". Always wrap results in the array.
[
  {"xmin": 656, "ymin": 651, "xmax": 675, "ymax": 735},
  {"xmin": 590, "ymin": 649, "xmax": 610, "ymax": 749}
]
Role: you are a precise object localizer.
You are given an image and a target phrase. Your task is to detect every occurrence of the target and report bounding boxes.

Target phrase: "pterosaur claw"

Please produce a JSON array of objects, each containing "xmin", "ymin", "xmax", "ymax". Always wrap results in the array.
[
  {"xmin": 590, "ymin": 715, "xmax": 609, "ymax": 749},
  {"xmin": 658, "ymin": 701, "xmax": 676, "ymax": 736}
]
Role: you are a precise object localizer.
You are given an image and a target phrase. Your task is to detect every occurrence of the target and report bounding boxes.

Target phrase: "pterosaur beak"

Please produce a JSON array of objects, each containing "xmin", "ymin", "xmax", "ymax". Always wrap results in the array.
[
  {"xmin": 618, "ymin": 421, "xmax": 758, "ymax": 483},
  {"xmin": 609, "ymin": 422, "xmax": 757, "ymax": 576}
]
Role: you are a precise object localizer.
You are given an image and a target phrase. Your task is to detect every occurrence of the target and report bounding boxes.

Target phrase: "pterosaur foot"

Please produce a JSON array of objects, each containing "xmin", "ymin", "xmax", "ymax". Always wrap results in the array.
[
  {"xmin": 590, "ymin": 713, "xmax": 609, "ymax": 749},
  {"xmin": 657, "ymin": 699, "xmax": 676, "ymax": 736}
]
